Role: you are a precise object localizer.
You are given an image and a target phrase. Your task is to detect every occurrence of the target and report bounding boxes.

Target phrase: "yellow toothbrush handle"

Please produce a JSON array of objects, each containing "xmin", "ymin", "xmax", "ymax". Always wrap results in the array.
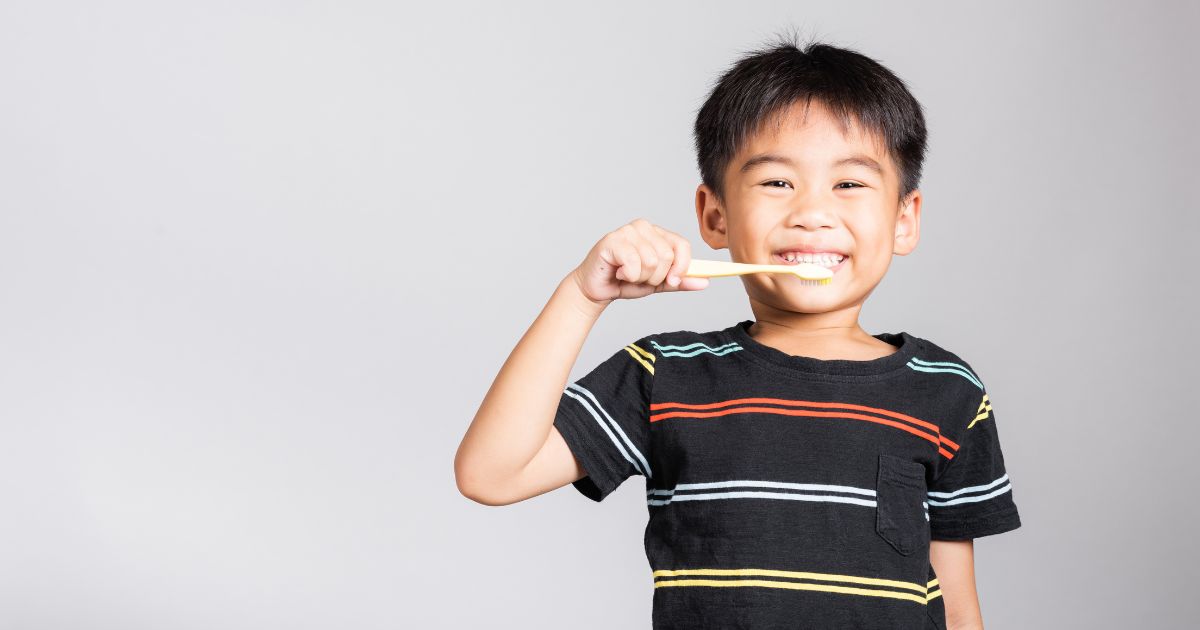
[{"xmin": 685, "ymin": 259, "xmax": 779, "ymax": 278}]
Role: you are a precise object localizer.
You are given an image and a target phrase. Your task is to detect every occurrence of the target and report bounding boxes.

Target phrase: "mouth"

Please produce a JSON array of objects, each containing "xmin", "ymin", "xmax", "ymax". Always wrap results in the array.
[{"xmin": 772, "ymin": 250, "xmax": 849, "ymax": 274}]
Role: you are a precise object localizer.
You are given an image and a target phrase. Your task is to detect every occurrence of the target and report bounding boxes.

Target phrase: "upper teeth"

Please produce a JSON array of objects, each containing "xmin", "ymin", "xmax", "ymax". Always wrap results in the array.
[{"xmin": 781, "ymin": 252, "xmax": 845, "ymax": 265}]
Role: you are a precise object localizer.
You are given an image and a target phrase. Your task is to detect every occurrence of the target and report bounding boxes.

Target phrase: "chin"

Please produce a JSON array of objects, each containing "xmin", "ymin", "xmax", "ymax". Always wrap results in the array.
[
  {"xmin": 761, "ymin": 290, "xmax": 843, "ymax": 314},
  {"xmin": 745, "ymin": 277, "xmax": 853, "ymax": 309}
]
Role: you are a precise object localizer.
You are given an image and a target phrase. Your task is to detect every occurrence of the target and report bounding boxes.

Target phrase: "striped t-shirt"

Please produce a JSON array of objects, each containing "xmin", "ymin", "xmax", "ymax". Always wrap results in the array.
[{"xmin": 552, "ymin": 319, "xmax": 1021, "ymax": 629}]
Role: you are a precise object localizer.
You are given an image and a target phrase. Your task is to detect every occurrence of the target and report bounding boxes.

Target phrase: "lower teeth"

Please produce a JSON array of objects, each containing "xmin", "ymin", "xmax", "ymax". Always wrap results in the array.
[{"xmin": 784, "ymin": 258, "xmax": 841, "ymax": 266}]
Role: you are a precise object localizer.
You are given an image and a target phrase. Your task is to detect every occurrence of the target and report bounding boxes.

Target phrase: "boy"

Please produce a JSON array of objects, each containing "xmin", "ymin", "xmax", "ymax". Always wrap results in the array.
[{"xmin": 456, "ymin": 37, "xmax": 1021, "ymax": 630}]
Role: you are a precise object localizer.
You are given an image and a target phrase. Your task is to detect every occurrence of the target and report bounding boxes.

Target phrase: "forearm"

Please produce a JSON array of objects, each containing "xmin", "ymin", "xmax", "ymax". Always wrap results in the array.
[
  {"xmin": 455, "ymin": 273, "xmax": 607, "ymax": 496},
  {"xmin": 930, "ymin": 539, "xmax": 983, "ymax": 629},
  {"xmin": 946, "ymin": 599, "xmax": 983, "ymax": 630}
]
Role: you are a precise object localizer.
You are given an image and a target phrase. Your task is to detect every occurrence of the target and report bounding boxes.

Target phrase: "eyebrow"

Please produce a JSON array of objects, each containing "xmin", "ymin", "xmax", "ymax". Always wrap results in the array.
[{"xmin": 739, "ymin": 153, "xmax": 884, "ymax": 177}]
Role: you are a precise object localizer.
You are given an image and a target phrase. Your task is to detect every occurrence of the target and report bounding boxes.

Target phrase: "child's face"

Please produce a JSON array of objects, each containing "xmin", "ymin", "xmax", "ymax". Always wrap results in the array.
[{"xmin": 695, "ymin": 99, "xmax": 921, "ymax": 317}]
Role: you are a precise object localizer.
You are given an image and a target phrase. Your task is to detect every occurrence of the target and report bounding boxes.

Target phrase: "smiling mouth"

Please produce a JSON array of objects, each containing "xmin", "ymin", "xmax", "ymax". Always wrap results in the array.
[{"xmin": 772, "ymin": 251, "xmax": 849, "ymax": 272}]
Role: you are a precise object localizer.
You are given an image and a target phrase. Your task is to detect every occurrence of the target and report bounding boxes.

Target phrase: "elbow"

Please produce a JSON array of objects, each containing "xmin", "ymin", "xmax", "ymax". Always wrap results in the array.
[
  {"xmin": 455, "ymin": 456, "xmax": 510, "ymax": 507},
  {"xmin": 457, "ymin": 474, "xmax": 501, "ymax": 506},
  {"xmin": 457, "ymin": 478, "xmax": 514, "ymax": 507},
  {"xmin": 455, "ymin": 455, "xmax": 489, "ymax": 505}
]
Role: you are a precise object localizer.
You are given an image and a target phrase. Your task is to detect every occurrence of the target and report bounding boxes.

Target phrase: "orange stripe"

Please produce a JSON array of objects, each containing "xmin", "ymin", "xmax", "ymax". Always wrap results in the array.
[
  {"xmin": 650, "ymin": 398, "xmax": 958, "ymax": 456},
  {"xmin": 652, "ymin": 405, "xmax": 944, "ymax": 449},
  {"xmin": 653, "ymin": 398, "xmax": 940, "ymax": 435},
  {"xmin": 652, "ymin": 397, "xmax": 960, "ymax": 451}
]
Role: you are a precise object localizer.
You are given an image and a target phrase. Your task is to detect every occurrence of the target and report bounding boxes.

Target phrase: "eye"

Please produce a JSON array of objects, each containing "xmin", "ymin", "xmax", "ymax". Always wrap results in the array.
[
  {"xmin": 762, "ymin": 180, "xmax": 792, "ymax": 189},
  {"xmin": 836, "ymin": 182, "xmax": 865, "ymax": 189}
]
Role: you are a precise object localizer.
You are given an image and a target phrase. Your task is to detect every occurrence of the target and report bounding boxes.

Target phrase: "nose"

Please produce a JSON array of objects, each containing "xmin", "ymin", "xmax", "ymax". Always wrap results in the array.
[{"xmin": 784, "ymin": 203, "xmax": 836, "ymax": 230}]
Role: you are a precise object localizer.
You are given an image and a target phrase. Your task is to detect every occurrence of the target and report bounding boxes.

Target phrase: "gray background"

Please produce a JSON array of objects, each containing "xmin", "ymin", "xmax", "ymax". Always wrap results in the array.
[{"xmin": 1, "ymin": 1, "xmax": 1196, "ymax": 628}]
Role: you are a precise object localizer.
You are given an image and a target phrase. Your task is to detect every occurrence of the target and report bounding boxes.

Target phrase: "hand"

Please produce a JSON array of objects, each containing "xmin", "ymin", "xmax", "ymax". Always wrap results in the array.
[{"xmin": 569, "ymin": 218, "xmax": 710, "ymax": 305}]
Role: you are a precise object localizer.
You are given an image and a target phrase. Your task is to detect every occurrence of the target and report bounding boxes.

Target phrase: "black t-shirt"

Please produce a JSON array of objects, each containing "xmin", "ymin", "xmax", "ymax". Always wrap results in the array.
[{"xmin": 552, "ymin": 320, "xmax": 1021, "ymax": 629}]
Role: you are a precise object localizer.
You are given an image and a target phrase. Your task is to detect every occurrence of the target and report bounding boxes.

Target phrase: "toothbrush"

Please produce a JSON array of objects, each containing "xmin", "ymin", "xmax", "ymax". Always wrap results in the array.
[{"xmin": 684, "ymin": 258, "xmax": 833, "ymax": 285}]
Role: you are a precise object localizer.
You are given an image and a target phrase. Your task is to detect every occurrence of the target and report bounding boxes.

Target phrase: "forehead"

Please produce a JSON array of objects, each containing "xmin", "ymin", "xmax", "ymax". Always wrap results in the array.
[{"xmin": 737, "ymin": 99, "xmax": 894, "ymax": 174}]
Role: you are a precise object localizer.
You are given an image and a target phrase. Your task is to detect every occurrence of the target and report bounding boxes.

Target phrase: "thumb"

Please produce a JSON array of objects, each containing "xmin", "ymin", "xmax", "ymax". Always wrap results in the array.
[{"xmin": 678, "ymin": 277, "xmax": 710, "ymax": 291}]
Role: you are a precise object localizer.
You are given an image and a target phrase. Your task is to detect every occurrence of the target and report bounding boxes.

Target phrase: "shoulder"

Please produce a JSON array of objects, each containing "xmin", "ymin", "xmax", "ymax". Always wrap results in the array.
[
  {"xmin": 900, "ymin": 334, "xmax": 1001, "ymax": 439},
  {"xmin": 631, "ymin": 324, "xmax": 742, "ymax": 359},
  {"xmin": 901, "ymin": 333, "xmax": 991, "ymax": 394}
]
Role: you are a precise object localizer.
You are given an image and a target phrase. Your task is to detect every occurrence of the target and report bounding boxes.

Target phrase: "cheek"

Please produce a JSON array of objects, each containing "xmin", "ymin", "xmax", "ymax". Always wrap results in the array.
[
  {"xmin": 726, "ymin": 219, "xmax": 772, "ymax": 256},
  {"xmin": 850, "ymin": 224, "xmax": 895, "ymax": 257},
  {"xmin": 850, "ymin": 241, "xmax": 893, "ymax": 274}
]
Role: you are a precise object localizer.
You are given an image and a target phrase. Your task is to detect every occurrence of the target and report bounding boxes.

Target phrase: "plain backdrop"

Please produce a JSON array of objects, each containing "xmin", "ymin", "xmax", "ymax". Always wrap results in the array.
[{"xmin": 2, "ymin": 1, "xmax": 1197, "ymax": 628}]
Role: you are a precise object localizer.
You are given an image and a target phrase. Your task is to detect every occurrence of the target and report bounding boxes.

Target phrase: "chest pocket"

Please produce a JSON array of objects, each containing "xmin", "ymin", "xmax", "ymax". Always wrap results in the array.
[{"xmin": 875, "ymin": 453, "xmax": 929, "ymax": 556}]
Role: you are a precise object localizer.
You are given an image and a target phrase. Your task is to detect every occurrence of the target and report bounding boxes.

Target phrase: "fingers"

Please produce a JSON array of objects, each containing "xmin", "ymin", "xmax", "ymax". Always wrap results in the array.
[
  {"xmin": 613, "ymin": 238, "xmax": 641, "ymax": 283},
  {"xmin": 632, "ymin": 221, "xmax": 674, "ymax": 287},
  {"xmin": 606, "ymin": 219, "xmax": 706, "ymax": 293},
  {"xmin": 658, "ymin": 226, "xmax": 692, "ymax": 288},
  {"xmin": 611, "ymin": 219, "xmax": 661, "ymax": 285},
  {"xmin": 636, "ymin": 226, "xmax": 671, "ymax": 288}
]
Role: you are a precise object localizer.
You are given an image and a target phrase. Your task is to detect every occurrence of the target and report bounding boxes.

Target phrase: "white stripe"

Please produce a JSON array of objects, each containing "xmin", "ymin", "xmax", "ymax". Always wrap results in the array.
[
  {"xmin": 567, "ymin": 383, "xmax": 653, "ymax": 478},
  {"xmin": 928, "ymin": 483, "xmax": 1012, "ymax": 507},
  {"xmin": 563, "ymin": 384, "xmax": 652, "ymax": 479},
  {"xmin": 927, "ymin": 473, "xmax": 1008, "ymax": 499},
  {"xmin": 649, "ymin": 479, "xmax": 875, "ymax": 497},
  {"xmin": 648, "ymin": 490, "xmax": 877, "ymax": 508}
]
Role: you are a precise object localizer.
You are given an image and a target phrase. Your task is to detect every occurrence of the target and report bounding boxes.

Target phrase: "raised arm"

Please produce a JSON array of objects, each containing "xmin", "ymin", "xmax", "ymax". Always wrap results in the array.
[{"xmin": 454, "ymin": 219, "xmax": 706, "ymax": 506}]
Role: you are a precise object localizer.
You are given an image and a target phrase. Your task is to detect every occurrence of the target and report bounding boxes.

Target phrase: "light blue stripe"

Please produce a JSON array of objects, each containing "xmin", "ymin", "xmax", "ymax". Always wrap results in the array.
[
  {"xmin": 906, "ymin": 360, "xmax": 984, "ymax": 389},
  {"xmin": 648, "ymin": 490, "xmax": 877, "ymax": 508},
  {"xmin": 650, "ymin": 340, "xmax": 744, "ymax": 358},
  {"xmin": 927, "ymin": 483, "xmax": 1012, "ymax": 507},
  {"xmin": 927, "ymin": 473, "xmax": 1008, "ymax": 499},
  {"xmin": 564, "ymin": 384, "xmax": 652, "ymax": 479},
  {"xmin": 909, "ymin": 356, "xmax": 980, "ymax": 379},
  {"xmin": 651, "ymin": 340, "xmax": 741, "ymax": 352},
  {"xmin": 658, "ymin": 347, "xmax": 744, "ymax": 358}
]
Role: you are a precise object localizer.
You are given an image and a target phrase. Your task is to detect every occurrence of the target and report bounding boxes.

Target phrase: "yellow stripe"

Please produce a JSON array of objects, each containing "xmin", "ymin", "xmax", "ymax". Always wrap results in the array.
[
  {"xmin": 627, "ymin": 342, "xmax": 656, "ymax": 363},
  {"xmin": 926, "ymin": 588, "xmax": 943, "ymax": 602},
  {"xmin": 624, "ymin": 345, "xmax": 655, "ymax": 375},
  {"xmin": 653, "ymin": 578, "xmax": 928, "ymax": 605},
  {"xmin": 968, "ymin": 394, "xmax": 992, "ymax": 429},
  {"xmin": 651, "ymin": 568, "xmax": 926, "ymax": 595},
  {"xmin": 927, "ymin": 578, "xmax": 939, "ymax": 588}
]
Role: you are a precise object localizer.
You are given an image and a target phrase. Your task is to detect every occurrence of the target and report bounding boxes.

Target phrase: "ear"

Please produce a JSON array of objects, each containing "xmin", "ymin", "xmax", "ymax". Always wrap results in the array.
[
  {"xmin": 695, "ymin": 184, "xmax": 729, "ymax": 250},
  {"xmin": 893, "ymin": 189, "xmax": 921, "ymax": 256}
]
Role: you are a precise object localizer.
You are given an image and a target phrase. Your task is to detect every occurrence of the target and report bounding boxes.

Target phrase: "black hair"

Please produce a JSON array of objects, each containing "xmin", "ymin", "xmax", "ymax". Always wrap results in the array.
[{"xmin": 692, "ymin": 32, "xmax": 928, "ymax": 205}]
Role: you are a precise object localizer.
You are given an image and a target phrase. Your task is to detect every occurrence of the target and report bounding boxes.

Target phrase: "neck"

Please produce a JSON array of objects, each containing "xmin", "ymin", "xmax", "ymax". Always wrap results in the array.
[{"xmin": 746, "ymin": 297, "xmax": 890, "ymax": 360}]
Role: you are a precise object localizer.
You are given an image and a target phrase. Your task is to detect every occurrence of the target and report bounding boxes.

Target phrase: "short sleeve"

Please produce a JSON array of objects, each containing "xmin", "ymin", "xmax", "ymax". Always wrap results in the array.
[
  {"xmin": 552, "ymin": 337, "xmax": 655, "ymax": 502},
  {"xmin": 928, "ymin": 374, "xmax": 1022, "ymax": 540}
]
